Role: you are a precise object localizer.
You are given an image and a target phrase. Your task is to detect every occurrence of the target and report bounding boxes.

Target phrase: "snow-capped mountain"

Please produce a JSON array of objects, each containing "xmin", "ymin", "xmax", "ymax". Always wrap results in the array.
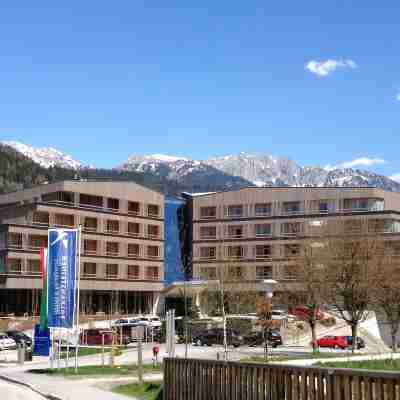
[
  {"xmin": 1, "ymin": 141, "xmax": 84, "ymax": 169},
  {"xmin": 120, "ymin": 152, "xmax": 400, "ymax": 192},
  {"xmin": 3, "ymin": 141, "xmax": 400, "ymax": 193}
]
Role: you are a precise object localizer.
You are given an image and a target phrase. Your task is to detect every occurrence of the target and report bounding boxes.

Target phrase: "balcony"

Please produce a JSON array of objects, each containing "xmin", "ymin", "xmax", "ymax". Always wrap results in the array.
[
  {"xmin": 281, "ymin": 202, "xmax": 303, "ymax": 216},
  {"xmin": 54, "ymin": 214, "xmax": 75, "ymax": 228},
  {"xmin": 106, "ymin": 243, "xmax": 119, "ymax": 257},
  {"xmin": 199, "ymin": 247, "xmax": 216, "ymax": 260},
  {"xmin": 28, "ymin": 235, "xmax": 48, "ymax": 251},
  {"xmin": 147, "ymin": 246, "xmax": 160, "ymax": 259},
  {"xmin": 342, "ymin": 198, "xmax": 384, "ymax": 213},
  {"xmin": 226, "ymin": 246, "xmax": 245, "ymax": 259},
  {"xmin": 128, "ymin": 201, "xmax": 140, "ymax": 216},
  {"xmin": 128, "ymin": 244, "xmax": 140, "ymax": 258},
  {"xmin": 79, "ymin": 194, "xmax": 103, "ymax": 210},
  {"xmin": 147, "ymin": 225, "xmax": 160, "ymax": 239},
  {"xmin": 106, "ymin": 264, "xmax": 118, "ymax": 280},
  {"xmin": 82, "ymin": 263, "xmax": 97, "ymax": 278},
  {"xmin": 226, "ymin": 226, "xmax": 244, "ymax": 239},
  {"xmin": 127, "ymin": 266, "xmax": 140, "ymax": 280},
  {"xmin": 42, "ymin": 191, "xmax": 74, "ymax": 206},
  {"xmin": 127, "ymin": 223, "xmax": 140, "ymax": 237},
  {"xmin": 105, "ymin": 220, "xmax": 120, "ymax": 234},
  {"xmin": 200, "ymin": 207, "xmax": 217, "ymax": 220},
  {"xmin": 84, "ymin": 240, "xmax": 97, "ymax": 256},
  {"xmin": 147, "ymin": 204, "xmax": 160, "ymax": 218},
  {"xmin": 32, "ymin": 211, "xmax": 49, "ymax": 226},
  {"xmin": 255, "ymin": 246, "xmax": 272, "ymax": 260},
  {"xmin": 8, "ymin": 233, "xmax": 22, "ymax": 249}
]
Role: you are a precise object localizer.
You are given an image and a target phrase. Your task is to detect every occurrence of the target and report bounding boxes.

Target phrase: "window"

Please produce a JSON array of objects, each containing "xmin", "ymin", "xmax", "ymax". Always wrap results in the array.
[
  {"xmin": 8, "ymin": 258, "xmax": 22, "ymax": 273},
  {"xmin": 84, "ymin": 217, "xmax": 98, "ymax": 232},
  {"xmin": 255, "ymin": 223, "xmax": 272, "ymax": 237},
  {"xmin": 146, "ymin": 266, "xmax": 159, "ymax": 280},
  {"xmin": 107, "ymin": 198, "xmax": 119, "ymax": 211},
  {"xmin": 27, "ymin": 259, "xmax": 40, "ymax": 275},
  {"xmin": 79, "ymin": 193, "xmax": 103, "ymax": 208},
  {"xmin": 283, "ymin": 266, "xmax": 298, "ymax": 280},
  {"xmin": 54, "ymin": 213, "xmax": 74, "ymax": 227},
  {"xmin": 8, "ymin": 233, "xmax": 22, "ymax": 248},
  {"xmin": 319, "ymin": 202, "xmax": 329, "ymax": 213},
  {"xmin": 255, "ymin": 203, "xmax": 271, "ymax": 216},
  {"xmin": 127, "ymin": 265, "xmax": 140, "ymax": 280},
  {"xmin": 29, "ymin": 235, "xmax": 47, "ymax": 249},
  {"xmin": 344, "ymin": 219, "xmax": 362, "ymax": 234},
  {"xmin": 200, "ymin": 267, "xmax": 216, "ymax": 279},
  {"xmin": 147, "ymin": 225, "xmax": 159, "ymax": 238},
  {"xmin": 281, "ymin": 222, "xmax": 303, "ymax": 236},
  {"xmin": 343, "ymin": 198, "xmax": 372, "ymax": 212},
  {"xmin": 227, "ymin": 205, "xmax": 243, "ymax": 217},
  {"xmin": 229, "ymin": 266, "xmax": 243, "ymax": 279},
  {"xmin": 200, "ymin": 206, "xmax": 216, "ymax": 219},
  {"xmin": 256, "ymin": 266, "xmax": 273, "ymax": 280},
  {"xmin": 200, "ymin": 226, "xmax": 217, "ymax": 239},
  {"xmin": 32, "ymin": 211, "xmax": 49, "ymax": 226},
  {"xmin": 84, "ymin": 240, "xmax": 97, "ymax": 255},
  {"xmin": 147, "ymin": 245, "xmax": 159, "ymax": 258},
  {"xmin": 106, "ymin": 242, "xmax": 119, "ymax": 256},
  {"xmin": 284, "ymin": 244, "xmax": 301, "ymax": 257},
  {"xmin": 282, "ymin": 202, "xmax": 301, "ymax": 215},
  {"xmin": 128, "ymin": 243, "xmax": 140, "ymax": 257},
  {"xmin": 128, "ymin": 222, "xmax": 140, "ymax": 236},
  {"xmin": 227, "ymin": 246, "xmax": 244, "ymax": 258},
  {"xmin": 147, "ymin": 204, "xmax": 160, "ymax": 217},
  {"xmin": 83, "ymin": 262, "xmax": 96, "ymax": 277},
  {"xmin": 227, "ymin": 225, "xmax": 243, "ymax": 238},
  {"xmin": 200, "ymin": 247, "xmax": 216, "ymax": 259},
  {"xmin": 106, "ymin": 220, "xmax": 119, "ymax": 233},
  {"xmin": 128, "ymin": 201, "xmax": 140, "ymax": 215},
  {"xmin": 106, "ymin": 264, "xmax": 118, "ymax": 279},
  {"xmin": 255, "ymin": 245, "xmax": 272, "ymax": 259}
]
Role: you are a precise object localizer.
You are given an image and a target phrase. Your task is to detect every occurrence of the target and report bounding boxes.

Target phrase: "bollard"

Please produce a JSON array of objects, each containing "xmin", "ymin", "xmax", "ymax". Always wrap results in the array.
[
  {"xmin": 18, "ymin": 343, "xmax": 25, "ymax": 365},
  {"xmin": 102, "ymin": 334, "xmax": 105, "ymax": 368}
]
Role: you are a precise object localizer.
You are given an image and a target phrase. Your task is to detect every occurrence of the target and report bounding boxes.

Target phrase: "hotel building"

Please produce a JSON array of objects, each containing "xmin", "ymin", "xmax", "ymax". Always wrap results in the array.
[{"xmin": 0, "ymin": 180, "xmax": 164, "ymax": 315}]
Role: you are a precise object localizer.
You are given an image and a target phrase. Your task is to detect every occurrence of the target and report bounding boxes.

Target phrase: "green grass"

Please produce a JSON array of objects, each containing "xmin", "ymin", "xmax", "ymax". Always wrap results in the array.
[
  {"xmin": 112, "ymin": 381, "xmax": 162, "ymax": 400},
  {"xmin": 315, "ymin": 358, "xmax": 400, "ymax": 371},
  {"xmin": 59, "ymin": 346, "xmax": 125, "ymax": 359},
  {"xmin": 28, "ymin": 363, "xmax": 162, "ymax": 377}
]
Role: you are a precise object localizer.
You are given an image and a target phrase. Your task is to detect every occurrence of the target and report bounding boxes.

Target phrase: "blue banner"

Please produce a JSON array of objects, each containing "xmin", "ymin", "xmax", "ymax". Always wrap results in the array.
[
  {"xmin": 47, "ymin": 229, "xmax": 78, "ymax": 329},
  {"xmin": 33, "ymin": 324, "xmax": 50, "ymax": 356}
]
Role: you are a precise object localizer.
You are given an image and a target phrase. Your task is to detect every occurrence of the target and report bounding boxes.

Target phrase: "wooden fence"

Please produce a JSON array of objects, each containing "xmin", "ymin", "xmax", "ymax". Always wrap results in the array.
[{"xmin": 163, "ymin": 358, "xmax": 400, "ymax": 400}]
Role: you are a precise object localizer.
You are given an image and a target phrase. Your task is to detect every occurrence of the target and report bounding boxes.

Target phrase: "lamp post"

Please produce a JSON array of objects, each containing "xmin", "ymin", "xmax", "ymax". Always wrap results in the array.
[{"xmin": 262, "ymin": 279, "xmax": 277, "ymax": 361}]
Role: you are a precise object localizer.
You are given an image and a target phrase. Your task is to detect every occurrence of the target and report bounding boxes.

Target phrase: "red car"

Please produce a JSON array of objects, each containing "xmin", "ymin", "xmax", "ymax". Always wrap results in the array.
[
  {"xmin": 290, "ymin": 306, "xmax": 324, "ymax": 321},
  {"xmin": 316, "ymin": 335, "xmax": 348, "ymax": 350},
  {"xmin": 80, "ymin": 329, "xmax": 129, "ymax": 346}
]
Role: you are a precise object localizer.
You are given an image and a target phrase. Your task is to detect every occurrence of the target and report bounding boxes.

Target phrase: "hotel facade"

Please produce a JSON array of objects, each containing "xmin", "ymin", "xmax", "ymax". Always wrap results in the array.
[
  {"xmin": 0, "ymin": 180, "xmax": 164, "ymax": 315},
  {"xmin": 187, "ymin": 187, "xmax": 400, "ymax": 298}
]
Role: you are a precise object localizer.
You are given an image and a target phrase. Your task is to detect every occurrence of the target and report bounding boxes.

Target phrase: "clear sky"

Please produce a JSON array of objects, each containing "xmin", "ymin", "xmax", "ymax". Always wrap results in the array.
[{"xmin": 0, "ymin": 2, "xmax": 399, "ymax": 176}]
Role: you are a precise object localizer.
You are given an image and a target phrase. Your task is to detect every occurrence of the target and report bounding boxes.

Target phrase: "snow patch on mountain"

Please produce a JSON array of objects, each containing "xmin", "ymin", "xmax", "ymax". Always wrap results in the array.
[{"xmin": 2, "ymin": 140, "xmax": 84, "ymax": 169}]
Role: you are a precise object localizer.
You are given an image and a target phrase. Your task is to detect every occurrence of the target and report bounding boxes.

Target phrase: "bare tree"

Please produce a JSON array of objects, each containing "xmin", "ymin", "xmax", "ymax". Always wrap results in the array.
[
  {"xmin": 372, "ymin": 252, "xmax": 400, "ymax": 352},
  {"xmin": 323, "ymin": 220, "xmax": 383, "ymax": 352},
  {"xmin": 282, "ymin": 240, "xmax": 326, "ymax": 353}
]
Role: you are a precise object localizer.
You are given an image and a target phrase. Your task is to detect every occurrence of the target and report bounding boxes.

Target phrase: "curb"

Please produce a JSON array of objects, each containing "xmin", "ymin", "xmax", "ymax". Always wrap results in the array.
[{"xmin": 0, "ymin": 373, "xmax": 63, "ymax": 400}]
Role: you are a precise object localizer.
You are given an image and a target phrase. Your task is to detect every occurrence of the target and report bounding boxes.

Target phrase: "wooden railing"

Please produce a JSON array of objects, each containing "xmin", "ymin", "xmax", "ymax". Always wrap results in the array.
[{"xmin": 163, "ymin": 358, "xmax": 400, "ymax": 400}]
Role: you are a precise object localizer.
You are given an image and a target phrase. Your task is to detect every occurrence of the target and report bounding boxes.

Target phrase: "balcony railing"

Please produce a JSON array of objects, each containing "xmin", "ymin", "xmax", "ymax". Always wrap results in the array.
[
  {"xmin": 106, "ymin": 273, "xmax": 118, "ymax": 280},
  {"xmin": 128, "ymin": 252, "xmax": 140, "ymax": 258},
  {"xmin": 127, "ymin": 273, "xmax": 140, "ymax": 280},
  {"xmin": 106, "ymin": 250, "xmax": 119, "ymax": 257},
  {"xmin": 84, "ymin": 250, "xmax": 97, "ymax": 256},
  {"xmin": 255, "ymin": 254, "xmax": 272, "ymax": 260}
]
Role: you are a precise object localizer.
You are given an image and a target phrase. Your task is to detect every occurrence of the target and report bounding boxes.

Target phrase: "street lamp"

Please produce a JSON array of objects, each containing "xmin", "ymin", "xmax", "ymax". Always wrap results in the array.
[{"xmin": 262, "ymin": 279, "xmax": 277, "ymax": 360}]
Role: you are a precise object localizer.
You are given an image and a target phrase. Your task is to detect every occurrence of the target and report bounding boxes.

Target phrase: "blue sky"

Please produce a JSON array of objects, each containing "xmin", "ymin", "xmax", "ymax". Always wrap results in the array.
[{"xmin": 0, "ymin": 2, "xmax": 399, "ymax": 176}]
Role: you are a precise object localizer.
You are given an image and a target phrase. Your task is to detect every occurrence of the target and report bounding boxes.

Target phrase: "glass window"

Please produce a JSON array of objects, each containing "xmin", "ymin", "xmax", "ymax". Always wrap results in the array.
[
  {"xmin": 128, "ymin": 201, "xmax": 140, "ymax": 215},
  {"xmin": 106, "ymin": 242, "xmax": 119, "ymax": 256},
  {"xmin": 282, "ymin": 202, "xmax": 301, "ymax": 214},
  {"xmin": 147, "ymin": 245, "xmax": 159, "ymax": 258},
  {"xmin": 255, "ymin": 245, "xmax": 272, "ymax": 258},
  {"xmin": 227, "ymin": 225, "xmax": 243, "ymax": 238},
  {"xmin": 83, "ymin": 262, "xmax": 96, "ymax": 277},
  {"xmin": 200, "ymin": 226, "xmax": 217, "ymax": 239},
  {"xmin": 128, "ymin": 222, "xmax": 140, "ymax": 236},
  {"xmin": 227, "ymin": 205, "xmax": 243, "ymax": 217},
  {"xmin": 255, "ymin": 224, "xmax": 272, "ymax": 237},
  {"xmin": 27, "ymin": 259, "xmax": 40, "ymax": 274},
  {"xmin": 200, "ymin": 207, "xmax": 217, "ymax": 219},
  {"xmin": 255, "ymin": 203, "xmax": 271, "ymax": 216},
  {"xmin": 200, "ymin": 247, "xmax": 216, "ymax": 259},
  {"xmin": 147, "ymin": 225, "xmax": 159, "ymax": 238},
  {"xmin": 84, "ymin": 217, "xmax": 97, "ymax": 231},
  {"xmin": 128, "ymin": 243, "xmax": 140, "ymax": 257},
  {"xmin": 227, "ymin": 246, "xmax": 244, "ymax": 258},
  {"xmin": 147, "ymin": 204, "xmax": 160, "ymax": 217},
  {"xmin": 146, "ymin": 266, "xmax": 159, "ymax": 280},
  {"xmin": 127, "ymin": 265, "xmax": 140, "ymax": 280},
  {"xmin": 106, "ymin": 220, "xmax": 119, "ymax": 233},
  {"xmin": 106, "ymin": 264, "xmax": 118, "ymax": 279}
]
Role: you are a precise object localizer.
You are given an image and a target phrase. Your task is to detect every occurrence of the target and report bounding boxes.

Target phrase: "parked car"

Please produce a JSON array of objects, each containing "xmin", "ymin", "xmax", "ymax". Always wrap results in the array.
[
  {"xmin": 316, "ymin": 335, "xmax": 348, "ymax": 350},
  {"xmin": 192, "ymin": 328, "xmax": 243, "ymax": 348},
  {"xmin": 0, "ymin": 333, "xmax": 17, "ymax": 350},
  {"xmin": 80, "ymin": 329, "xmax": 130, "ymax": 346},
  {"xmin": 6, "ymin": 331, "xmax": 32, "ymax": 347},
  {"xmin": 243, "ymin": 329, "xmax": 283, "ymax": 348},
  {"xmin": 136, "ymin": 316, "xmax": 162, "ymax": 328},
  {"xmin": 342, "ymin": 336, "xmax": 365, "ymax": 349},
  {"xmin": 112, "ymin": 317, "xmax": 141, "ymax": 327},
  {"xmin": 289, "ymin": 306, "xmax": 324, "ymax": 321}
]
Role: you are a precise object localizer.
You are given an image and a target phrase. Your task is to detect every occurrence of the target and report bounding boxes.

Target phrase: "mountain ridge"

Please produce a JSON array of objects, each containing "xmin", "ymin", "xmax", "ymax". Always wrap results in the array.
[{"xmin": 3, "ymin": 141, "xmax": 400, "ymax": 193}]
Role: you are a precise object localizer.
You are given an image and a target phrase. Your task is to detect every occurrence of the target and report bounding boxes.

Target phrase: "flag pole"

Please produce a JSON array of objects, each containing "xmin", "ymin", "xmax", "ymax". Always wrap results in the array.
[{"xmin": 74, "ymin": 225, "xmax": 82, "ymax": 374}]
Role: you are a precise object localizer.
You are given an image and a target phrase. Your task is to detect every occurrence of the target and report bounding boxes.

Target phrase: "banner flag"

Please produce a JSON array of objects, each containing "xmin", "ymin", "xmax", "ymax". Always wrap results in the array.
[
  {"xmin": 47, "ymin": 229, "xmax": 78, "ymax": 329},
  {"xmin": 39, "ymin": 247, "xmax": 48, "ymax": 330}
]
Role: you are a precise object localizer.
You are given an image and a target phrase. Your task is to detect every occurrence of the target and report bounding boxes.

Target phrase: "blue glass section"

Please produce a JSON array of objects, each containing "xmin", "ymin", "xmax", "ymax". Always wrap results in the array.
[{"xmin": 164, "ymin": 197, "xmax": 186, "ymax": 285}]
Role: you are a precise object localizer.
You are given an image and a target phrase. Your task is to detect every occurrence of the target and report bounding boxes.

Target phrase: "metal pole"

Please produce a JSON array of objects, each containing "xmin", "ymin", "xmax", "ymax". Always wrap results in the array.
[
  {"xmin": 137, "ymin": 336, "xmax": 143, "ymax": 384},
  {"xmin": 66, "ymin": 331, "xmax": 70, "ymax": 370},
  {"xmin": 102, "ymin": 334, "xmax": 105, "ymax": 368},
  {"xmin": 74, "ymin": 225, "xmax": 82, "ymax": 374},
  {"xmin": 57, "ymin": 332, "xmax": 61, "ymax": 370}
]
